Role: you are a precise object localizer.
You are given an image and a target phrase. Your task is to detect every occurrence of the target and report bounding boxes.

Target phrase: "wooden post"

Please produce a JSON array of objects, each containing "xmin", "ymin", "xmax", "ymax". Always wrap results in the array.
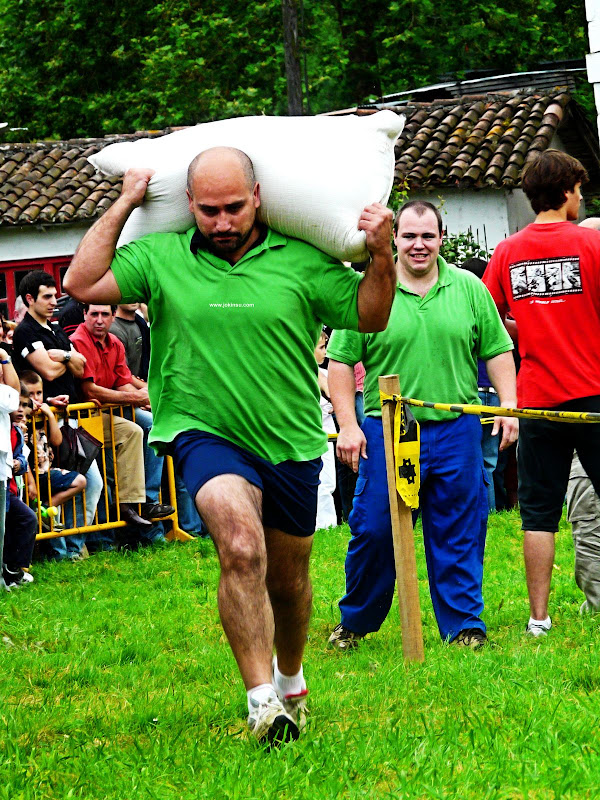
[{"xmin": 379, "ymin": 374, "xmax": 425, "ymax": 662}]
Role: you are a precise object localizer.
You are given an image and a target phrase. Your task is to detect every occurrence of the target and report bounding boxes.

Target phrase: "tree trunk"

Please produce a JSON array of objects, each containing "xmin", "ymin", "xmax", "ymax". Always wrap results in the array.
[
  {"xmin": 281, "ymin": 0, "xmax": 303, "ymax": 115},
  {"xmin": 333, "ymin": 0, "xmax": 382, "ymax": 104}
]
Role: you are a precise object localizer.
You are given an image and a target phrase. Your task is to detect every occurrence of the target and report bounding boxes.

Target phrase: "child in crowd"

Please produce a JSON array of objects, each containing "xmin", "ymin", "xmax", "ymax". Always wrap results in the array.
[
  {"xmin": 0, "ymin": 346, "xmax": 20, "ymax": 591},
  {"xmin": 14, "ymin": 399, "xmax": 36, "ymax": 501},
  {"xmin": 5, "ymin": 386, "xmax": 38, "ymax": 587},
  {"xmin": 20, "ymin": 371, "xmax": 89, "ymax": 560},
  {"xmin": 315, "ymin": 330, "xmax": 338, "ymax": 529}
]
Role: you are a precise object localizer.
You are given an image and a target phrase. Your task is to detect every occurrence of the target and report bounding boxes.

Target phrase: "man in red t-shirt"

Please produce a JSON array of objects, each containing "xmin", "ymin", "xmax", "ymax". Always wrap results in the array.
[
  {"xmin": 484, "ymin": 149, "xmax": 600, "ymax": 637},
  {"xmin": 70, "ymin": 304, "xmax": 173, "ymax": 530}
]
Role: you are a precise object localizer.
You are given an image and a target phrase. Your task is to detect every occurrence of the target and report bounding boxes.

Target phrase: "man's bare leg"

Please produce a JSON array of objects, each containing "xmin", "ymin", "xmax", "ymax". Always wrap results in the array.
[
  {"xmin": 264, "ymin": 527, "xmax": 314, "ymax": 676},
  {"xmin": 524, "ymin": 530, "xmax": 555, "ymax": 620},
  {"xmin": 195, "ymin": 474, "xmax": 273, "ymax": 689}
]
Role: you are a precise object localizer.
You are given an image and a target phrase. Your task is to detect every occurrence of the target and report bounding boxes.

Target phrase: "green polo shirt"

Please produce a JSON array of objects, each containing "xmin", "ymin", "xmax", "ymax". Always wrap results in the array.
[
  {"xmin": 111, "ymin": 226, "xmax": 362, "ymax": 461},
  {"xmin": 327, "ymin": 257, "xmax": 512, "ymax": 422}
]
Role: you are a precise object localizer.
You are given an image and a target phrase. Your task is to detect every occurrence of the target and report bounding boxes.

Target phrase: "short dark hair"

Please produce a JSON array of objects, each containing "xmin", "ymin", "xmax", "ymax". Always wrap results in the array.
[
  {"xmin": 20, "ymin": 370, "xmax": 43, "ymax": 387},
  {"xmin": 522, "ymin": 149, "xmax": 588, "ymax": 214},
  {"xmin": 19, "ymin": 270, "xmax": 56, "ymax": 306},
  {"xmin": 19, "ymin": 382, "xmax": 30, "ymax": 398},
  {"xmin": 460, "ymin": 257, "xmax": 488, "ymax": 280},
  {"xmin": 83, "ymin": 303, "xmax": 117, "ymax": 314},
  {"xmin": 395, "ymin": 201, "xmax": 443, "ymax": 235}
]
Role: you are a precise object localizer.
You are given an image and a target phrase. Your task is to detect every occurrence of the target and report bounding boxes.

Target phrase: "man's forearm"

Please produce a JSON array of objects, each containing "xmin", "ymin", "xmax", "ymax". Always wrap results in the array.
[
  {"xmin": 357, "ymin": 249, "xmax": 396, "ymax": 332},
  {"xmin": 64, "ymin": 196, "xmax": 134, "ymax": 298},
  {"xmin": 83, "ymin": 382, "xmax": 141, "ymax": 406},
  {"xmin": 66, "ymin": 351, "xmax": 86, "ymax": 379},
  {"xmin": 64, "ymin": 168, "xmax": 153, "ymax": 302},
  {"xmin": 486, "ymin": 351, "xmax": 517, "ymax": 405},
  {"xmin": 329, "ymin": 361, "xmax": 359, "ymax": 429}
]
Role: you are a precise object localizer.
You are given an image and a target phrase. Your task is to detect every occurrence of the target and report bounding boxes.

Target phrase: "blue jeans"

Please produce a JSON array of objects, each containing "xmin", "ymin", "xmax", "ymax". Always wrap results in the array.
[
  {"xmin": 478, "ymin": 390, "xmax": 500, "ymax": 512},
  {"xmin": 0, "ymin": 482, "xmax": 5, "ymax": 570},
  {"xmin": 122, "ymin": 407, "xmax": 165, "ymax": 542},
  {"xmin": 339, "ymin": 415, "xmax": 488, "ymax": 642},
  {"xmin": 335, "ymin": 391, "xmax": 366, "ymax": 521},
  {"xmin": 42, "ymin": 460, "xmax": 104, "ymax": 559},
  {"xmin": 174, "ymin": 472, "xmax": 205, "ymax": 535},
  {"xmin": 62, "ymin": 459, "xmax": 103, "ymax": 556}
]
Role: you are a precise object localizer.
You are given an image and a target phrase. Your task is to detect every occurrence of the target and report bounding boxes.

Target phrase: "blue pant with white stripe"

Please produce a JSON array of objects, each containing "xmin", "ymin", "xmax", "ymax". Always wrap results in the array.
[{"xmin": 339, "ymin": 414, "xmax": 488, "ymax": 642}]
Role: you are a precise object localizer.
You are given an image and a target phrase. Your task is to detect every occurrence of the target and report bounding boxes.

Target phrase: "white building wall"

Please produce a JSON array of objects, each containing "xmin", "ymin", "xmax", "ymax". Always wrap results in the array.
[
  {"xmin": 409, "ymin": 132, "xmax": 587, "ymax": 253},
  {"xmin": 0, "ymin": 222, "xmax": 91, "ymax": 263},
  {"xmin": 408, "ymin": 188, "xmax": 509, "ymax": 251},
  {"xmin": 506, "ymin": 188, "xmax": 536, "ymax": 235}
]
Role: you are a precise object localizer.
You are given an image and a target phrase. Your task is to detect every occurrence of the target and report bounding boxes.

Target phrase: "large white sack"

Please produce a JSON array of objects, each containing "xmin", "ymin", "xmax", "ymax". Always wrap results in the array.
[{"xmin": 89, "ymin": 111, "xmax": 404, "ymax": 262}]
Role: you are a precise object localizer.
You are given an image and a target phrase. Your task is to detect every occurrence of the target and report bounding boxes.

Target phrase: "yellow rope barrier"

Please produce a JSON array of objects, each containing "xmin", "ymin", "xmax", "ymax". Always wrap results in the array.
[{"xmin": 379, "ymin": 392, "xmax": 600, "ymax": 424}]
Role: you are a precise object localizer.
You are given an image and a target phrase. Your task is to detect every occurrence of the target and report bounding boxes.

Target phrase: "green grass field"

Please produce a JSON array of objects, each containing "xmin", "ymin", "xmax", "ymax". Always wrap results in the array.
[{"xmin": 1, "ymin": 510, "xmax": 599, "ymax": 799}]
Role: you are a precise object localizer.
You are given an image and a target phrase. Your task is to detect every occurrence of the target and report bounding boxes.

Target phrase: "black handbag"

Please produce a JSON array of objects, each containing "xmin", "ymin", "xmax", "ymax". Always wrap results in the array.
[{"xmin": 57, "ymin": 425, "xmax": 102, "ymax": 475}]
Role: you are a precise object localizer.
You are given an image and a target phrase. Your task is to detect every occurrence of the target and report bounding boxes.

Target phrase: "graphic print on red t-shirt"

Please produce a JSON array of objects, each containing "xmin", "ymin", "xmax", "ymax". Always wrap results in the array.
[
  {"xmin": 510, "ymin": 256, "xmax": 582, "ymax": 301},
  {"xmin": 484, "ymin": 221, "xmax": 600, "ymax": 408}
]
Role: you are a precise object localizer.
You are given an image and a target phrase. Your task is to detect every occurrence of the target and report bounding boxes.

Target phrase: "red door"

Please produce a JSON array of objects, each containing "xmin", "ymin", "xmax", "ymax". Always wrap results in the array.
[{"xmin": 0, "ymin": 256, "xmax": 72, "ymax": 319}]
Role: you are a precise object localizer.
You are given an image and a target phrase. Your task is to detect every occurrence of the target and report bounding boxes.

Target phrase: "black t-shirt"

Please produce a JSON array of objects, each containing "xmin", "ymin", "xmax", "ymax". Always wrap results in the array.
[
  {"xmin": 57, "ymin": 297, "xmax": 85, "ymax": 337},
  {"xmin": 13, "ymin": 313, "xmax": 77, "ymax": 400}
]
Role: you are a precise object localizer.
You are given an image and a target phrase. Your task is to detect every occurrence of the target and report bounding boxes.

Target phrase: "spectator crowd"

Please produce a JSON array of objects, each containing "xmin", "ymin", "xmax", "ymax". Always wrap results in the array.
[{"xmin": 0, "ymin": 270, "xmax": 206, "ymax": 590}]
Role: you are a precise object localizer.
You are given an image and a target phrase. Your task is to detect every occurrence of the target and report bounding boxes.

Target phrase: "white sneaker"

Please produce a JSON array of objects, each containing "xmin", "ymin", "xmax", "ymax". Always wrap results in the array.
[
  {"xmin": 247, "ymin": 692, "xmax": 299, "ymax": 745},
  {"xmin": 525, "ymin": 618, "xmax": 552, "ymax": 637},
  {"xmin": 272, "ymin": 659, "xmax": 309, "ymax": 730}
]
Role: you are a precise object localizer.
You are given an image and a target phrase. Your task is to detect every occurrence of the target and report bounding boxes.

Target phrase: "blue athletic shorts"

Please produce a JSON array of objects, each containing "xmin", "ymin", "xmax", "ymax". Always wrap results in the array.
[
  {"xmin": 171, "ymin": 430, "xmax": 322, "ymax": 537},
  {"xmin": 38, "ymin": 469, "xmax": 80, "ymax": 504}
]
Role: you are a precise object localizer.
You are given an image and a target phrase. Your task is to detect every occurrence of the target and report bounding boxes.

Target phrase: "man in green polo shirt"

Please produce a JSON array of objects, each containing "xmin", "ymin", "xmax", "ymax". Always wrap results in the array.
[
  {"xmin": 63, "ymin": 146, "xmax": 396, "ymax": 745},
  {"xmin": 327, "ymin": 200, "xmax": 518, "ymax": 652}
]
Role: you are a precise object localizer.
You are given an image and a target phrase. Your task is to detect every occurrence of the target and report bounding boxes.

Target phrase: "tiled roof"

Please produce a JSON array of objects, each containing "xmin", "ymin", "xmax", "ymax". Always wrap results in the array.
[
  {"xmin": 357, "ymin": 91, "xmax": 594, "ymax": 189},
  {"xmin": 0, "ymin": 130, "xmax": 176, "ymax": 227},
  {"xmin": 0, "ymin": 92, "xmax": 596, "ymax": 227}
]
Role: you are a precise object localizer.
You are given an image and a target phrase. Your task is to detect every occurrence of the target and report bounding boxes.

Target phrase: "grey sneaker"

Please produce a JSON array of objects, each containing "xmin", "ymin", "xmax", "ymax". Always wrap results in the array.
[
  {"xmin": 454, "ymin": 628, "xmax": 487, "ymax": 650},
  {"xmin": 247, "ymin": 693, "xmax": 299, "ymax": 746},
  {"xmin": 525, "ymin": 618, "xmax": 552, "ymax": 637},
  {"xmin": 328, "ymin": 622, "xmax": 364, "ymax": 651},
  {"xmin": 280, "ymin": 688, "xmax": 308, "ymax": 731},
  {"xmin": 272, "ymin": 660, "xmax": 309, "ymax": 731}
]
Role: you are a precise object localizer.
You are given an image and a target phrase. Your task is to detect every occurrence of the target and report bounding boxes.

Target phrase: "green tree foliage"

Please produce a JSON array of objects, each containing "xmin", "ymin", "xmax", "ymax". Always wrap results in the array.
[
  {"xmin": 0, "ymin": 0, "xmax": 590, "ymax": 141},
  {"xmin": 379, "ymin": 0, "xmax": 588, "ymax": 93}
]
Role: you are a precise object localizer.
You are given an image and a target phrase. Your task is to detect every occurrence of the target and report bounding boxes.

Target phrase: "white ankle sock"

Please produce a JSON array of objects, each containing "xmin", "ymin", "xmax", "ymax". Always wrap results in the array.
[
  {"xmin": 529, "ymin": 616, "xmax": 551, "ymax": 629},
  {"xmin": 273, "ymin": 657, "xmax": 306, "ymax": 696},
  {"xmin": 247, "ymin": 683, "xmax": 277, "ymax": 714}
]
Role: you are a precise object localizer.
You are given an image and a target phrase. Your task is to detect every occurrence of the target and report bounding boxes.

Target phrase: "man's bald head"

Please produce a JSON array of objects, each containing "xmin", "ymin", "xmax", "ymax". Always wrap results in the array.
[
  {"xmin": 186, "ymin": 146, "xmax": 261, "ymax": 263},
  {"xmin": 186, "ymin": 147, "xmax": 256, "ymax": 195}
]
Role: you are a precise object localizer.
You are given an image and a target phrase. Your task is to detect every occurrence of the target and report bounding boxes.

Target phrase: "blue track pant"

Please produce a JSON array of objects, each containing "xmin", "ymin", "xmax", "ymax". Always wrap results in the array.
[{"xmin": 339, "ymin": 414, "xmax": 488, "ymax": 642}]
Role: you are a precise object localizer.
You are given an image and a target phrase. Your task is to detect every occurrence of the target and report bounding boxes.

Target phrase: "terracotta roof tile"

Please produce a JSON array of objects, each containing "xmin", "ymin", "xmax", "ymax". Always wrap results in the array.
[{"xmin": 0, "ymin": 92, "xmax": 592, "ymax": 226}]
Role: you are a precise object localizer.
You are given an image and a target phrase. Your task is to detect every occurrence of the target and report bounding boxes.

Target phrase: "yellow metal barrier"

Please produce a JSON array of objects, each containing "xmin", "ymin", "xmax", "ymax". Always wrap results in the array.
[{"xmin": 27, "ymin": 402, "xmax": 192, "ymax": 544}]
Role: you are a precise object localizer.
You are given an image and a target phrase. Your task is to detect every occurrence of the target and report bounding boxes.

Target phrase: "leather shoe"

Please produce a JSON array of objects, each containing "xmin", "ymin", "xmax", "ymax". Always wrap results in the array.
[
  {"xmin": 119, "ymin": 503, "xmax": 153, "ymax": 528},
  {"xmin": 142, "ymin": 502, "xmax": 175, "ymax": 519}
]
